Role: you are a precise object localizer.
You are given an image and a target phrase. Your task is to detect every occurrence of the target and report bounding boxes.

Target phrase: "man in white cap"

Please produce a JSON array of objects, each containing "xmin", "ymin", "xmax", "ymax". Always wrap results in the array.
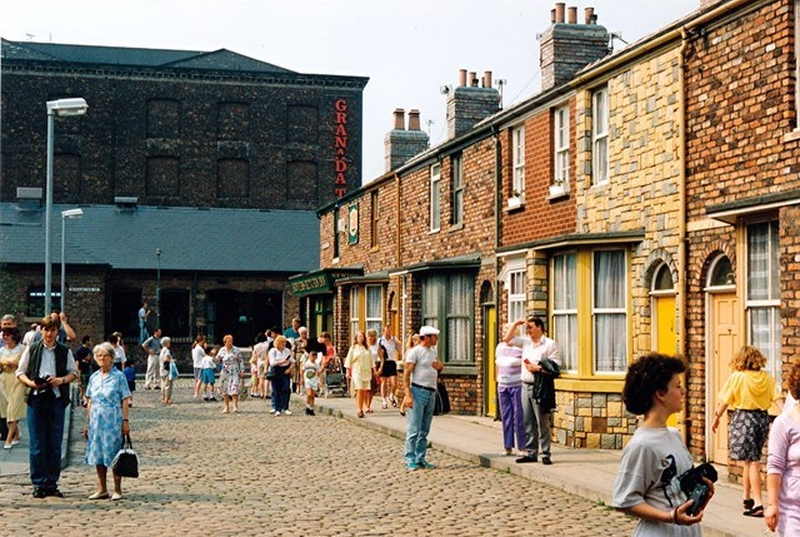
[{"xmin": 402, "ymin": 325, "xmax": 444, "ymax": 471}]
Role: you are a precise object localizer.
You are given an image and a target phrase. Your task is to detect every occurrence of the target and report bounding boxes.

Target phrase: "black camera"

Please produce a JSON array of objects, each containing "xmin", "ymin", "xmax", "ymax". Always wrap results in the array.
[
  {"xmin": 34, "ymin": 375, "xmax": 51, "ymax": 387},
  {"xmin": 678, "ymin": 462, "xmax": 718, "ymax": 516}
]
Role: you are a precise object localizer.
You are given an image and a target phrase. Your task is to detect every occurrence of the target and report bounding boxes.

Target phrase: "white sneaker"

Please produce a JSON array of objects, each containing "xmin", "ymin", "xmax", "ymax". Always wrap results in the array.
[
  {"xmin": 273, "ymin": 411, "xmax": 280, "ymax": 417},
  {"xmin": 283, "ymin": 410, "xmax": 292, "ymax": 415}
]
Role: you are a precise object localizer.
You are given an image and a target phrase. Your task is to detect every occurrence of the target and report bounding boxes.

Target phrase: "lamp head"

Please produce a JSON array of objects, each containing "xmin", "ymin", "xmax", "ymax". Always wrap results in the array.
[
  {"xmin": 47, "ymin": 97, "xmax": 88, "ymax": 117},
  {"xmin": 61, "ymin": 208, "xmax": 84, "ymax": 219}
]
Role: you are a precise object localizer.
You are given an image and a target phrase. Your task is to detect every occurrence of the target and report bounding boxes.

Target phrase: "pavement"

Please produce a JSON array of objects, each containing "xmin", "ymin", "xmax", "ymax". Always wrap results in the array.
[{"xmin": 0, "ymin": 380, "xmax": 767, "ymax": 537}]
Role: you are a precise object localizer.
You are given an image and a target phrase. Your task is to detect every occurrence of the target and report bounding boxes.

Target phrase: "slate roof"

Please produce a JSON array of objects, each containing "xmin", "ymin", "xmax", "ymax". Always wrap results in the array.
[
  {"xmin": 0, "ymin": 203, "xmax": 319, "ymax": 273},
  {"xmin": 1, "ymin": 39, "xmax": 295, "ymax": 74}
]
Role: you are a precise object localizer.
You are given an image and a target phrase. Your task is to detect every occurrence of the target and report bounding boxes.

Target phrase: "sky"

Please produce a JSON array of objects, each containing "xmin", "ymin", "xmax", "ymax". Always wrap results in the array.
[{"xmin": 2, "ymin": 0, "xmax": 700, "ymax": 183}]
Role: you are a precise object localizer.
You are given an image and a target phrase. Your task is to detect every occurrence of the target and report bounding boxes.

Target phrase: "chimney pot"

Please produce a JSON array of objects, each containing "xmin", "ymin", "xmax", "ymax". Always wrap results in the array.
[
  {"xmin": 459, "ymin": 69, "xmax": 467, "ymax": 87},
  {"xmin": 555, "ymin": 2, "xmax": 565, "ymax": 23},
  {"xmin": 483, "ymin": 71, "xmax": 493, "ymax": 88},
  {"xmin": 585, "ymin": 7, "xmax": 594, "ymax": 24},
  {"xmin": 408, "ymin": 109, "xmax": 421, "ymax": 131},
  {"xmin": 551, "ymin": 8, "xmax": 556, "ymax": 23},
  {"xmin": 393, "ymin": 108, "xmax": 405, "ymax": 130},
  {"xmin": 469, "ymin": 71, "xmax": 478, "ymax": 87},
  {"xmin": 567, "ymin": 6, "xmax": 577, "ymax": 24}
]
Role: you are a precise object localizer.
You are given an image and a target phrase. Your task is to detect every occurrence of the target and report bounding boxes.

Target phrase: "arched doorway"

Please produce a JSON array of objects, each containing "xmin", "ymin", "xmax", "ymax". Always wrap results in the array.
[
  {"xmin": 705, "ymin": 254, "xmax": 737, "ymax": 464},
  {"xmin": 650, "ymin": 262, "xmax": 681, "ymax": 434},
  {"xmin": 480, "ymin": 280, "xmax": 497, "ymax": 418}
]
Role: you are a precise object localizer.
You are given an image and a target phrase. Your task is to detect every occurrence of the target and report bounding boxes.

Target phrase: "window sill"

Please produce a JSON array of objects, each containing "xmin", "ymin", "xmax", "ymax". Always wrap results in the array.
[
  {"xmin": 548, "ymin": 185, "xmax": 569, "ymax": 200},
  {"xmin": 784, "ymin": 129, "xmax": 800, "ymax": 143},
  {"xmin": 449, "ymin": 222, "xmax": 464, "ymax": 232}
]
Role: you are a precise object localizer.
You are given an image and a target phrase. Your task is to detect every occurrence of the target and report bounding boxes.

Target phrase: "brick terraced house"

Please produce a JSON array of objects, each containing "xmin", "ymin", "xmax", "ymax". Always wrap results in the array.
[{"xmin": 302, "ymin": 0, "xmax": 800, "ymax": 473}]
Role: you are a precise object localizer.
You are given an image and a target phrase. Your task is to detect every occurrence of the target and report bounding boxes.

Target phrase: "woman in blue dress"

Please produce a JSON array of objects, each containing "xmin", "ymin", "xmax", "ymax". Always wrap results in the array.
[{"xmin": 83, "ymin": 342, "xmax": 131, "ymax": 501}]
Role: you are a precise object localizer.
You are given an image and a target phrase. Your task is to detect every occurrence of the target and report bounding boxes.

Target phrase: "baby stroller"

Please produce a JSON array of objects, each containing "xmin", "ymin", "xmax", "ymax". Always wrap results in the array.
[{"xmin": 324, "ymin": 356, "xmax": 347, "ymax": 398}]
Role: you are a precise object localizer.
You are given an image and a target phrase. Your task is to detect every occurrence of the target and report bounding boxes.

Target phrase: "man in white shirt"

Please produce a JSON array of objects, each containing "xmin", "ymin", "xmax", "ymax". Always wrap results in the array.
[
  {"xmin": 141, "ymin": 328, "xmax": 163, "ymax": 390},
  {"xmin": 503, "ymin": 316, "xmax": 560, "ymax": 465},
  {"xmin": 402, "ymin": 325, "xmax": 444, "ymax": 471}
]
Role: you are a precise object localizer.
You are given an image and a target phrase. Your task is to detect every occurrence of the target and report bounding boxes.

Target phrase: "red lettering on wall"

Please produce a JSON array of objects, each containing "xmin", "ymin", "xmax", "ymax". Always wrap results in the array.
[{"xmin": 333, "ymin": 99, "xmax": 349, "ymax": 198}]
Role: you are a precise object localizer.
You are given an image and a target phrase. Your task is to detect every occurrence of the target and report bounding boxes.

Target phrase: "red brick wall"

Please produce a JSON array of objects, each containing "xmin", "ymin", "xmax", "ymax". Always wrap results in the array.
[{"xmin": 501, "ymin": 101, "xmax": 577, "ymax": 247}]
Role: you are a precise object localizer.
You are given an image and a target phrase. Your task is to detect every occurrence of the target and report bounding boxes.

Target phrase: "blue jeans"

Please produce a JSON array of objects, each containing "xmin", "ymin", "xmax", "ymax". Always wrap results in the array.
[
  {"xmin": 139, "ymin": 323, "xmax": 148, "ymax": 345},
  {"xmin": 404, "ymin": 385, "xmax": 436, "ymax": 465},
  {"xmin": 27, "ymin": 392, "xmax": 67, "ymax": 489}
]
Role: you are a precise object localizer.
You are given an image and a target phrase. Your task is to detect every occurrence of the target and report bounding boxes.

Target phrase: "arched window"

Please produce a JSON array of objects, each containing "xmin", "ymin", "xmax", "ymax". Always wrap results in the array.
[{"xmin": 707, "ymin": 255, "xmax": 734, "ymax": 288}]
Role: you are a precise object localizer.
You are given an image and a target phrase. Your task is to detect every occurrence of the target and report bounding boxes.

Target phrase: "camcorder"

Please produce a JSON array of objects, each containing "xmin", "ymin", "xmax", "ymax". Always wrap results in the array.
[{"xmin": 678, "ymin": 462, "xmax": 718, "ymax": 516}]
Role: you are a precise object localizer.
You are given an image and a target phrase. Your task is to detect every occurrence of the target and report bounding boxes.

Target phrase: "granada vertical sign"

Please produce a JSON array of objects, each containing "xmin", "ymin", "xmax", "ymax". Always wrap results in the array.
[{"xmin": 334, "ymin": 99, "xmax": 348, "ymax": 198}]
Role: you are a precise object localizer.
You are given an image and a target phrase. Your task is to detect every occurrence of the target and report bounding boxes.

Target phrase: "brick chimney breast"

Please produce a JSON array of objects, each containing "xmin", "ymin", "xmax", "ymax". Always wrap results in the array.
[
  {"xmin": 539, "ymin": 3, "xmax": 609, "ymax": 91},
  {"xmin": 446, "ymin": 68, "xmax": 501, "ymax": 140},
  {"xmin": 384, "ymin": 108, "xmax": 429, "ymax": 172}
]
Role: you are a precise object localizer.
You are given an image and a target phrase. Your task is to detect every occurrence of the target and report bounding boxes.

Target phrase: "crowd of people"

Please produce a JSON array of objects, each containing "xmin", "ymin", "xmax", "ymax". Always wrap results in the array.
[{"xmin": 8, "ymin": 306, "xmax": 800, "ymax": 536}]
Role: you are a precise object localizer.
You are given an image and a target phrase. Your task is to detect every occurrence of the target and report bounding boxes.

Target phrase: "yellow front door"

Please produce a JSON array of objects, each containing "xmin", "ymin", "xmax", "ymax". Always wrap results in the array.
[
  {"xmin": 484, "ymin": 306, "xmax": 497, "ymax": 417},
  {"xmin": 655, "ymin": 296, "xmax": 682, "ymax": 434},
  {"xmin": 710, "ymin": 292, "xmax": 738, "ymax": 464}
]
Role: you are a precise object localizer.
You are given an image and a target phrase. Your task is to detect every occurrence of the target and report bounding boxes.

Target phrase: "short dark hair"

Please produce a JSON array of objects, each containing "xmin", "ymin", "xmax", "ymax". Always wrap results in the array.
[
  {"xmin": 255, "ymin": 332, "xmax": 267, "ymax": 344},
  {"xmin": 2, "ymin": 326, "xmax": 21, "ymax": 343},
  {"xmin": 81, "ymin": 335, "xmax": 92, "ymax": 345},
  {"xmin": 622, "ymin": 353, "xmax": 687, "ymax": 416},
  {"xmin": 526, "ymin": 316, "xmax": 544, "ymax": 330}
]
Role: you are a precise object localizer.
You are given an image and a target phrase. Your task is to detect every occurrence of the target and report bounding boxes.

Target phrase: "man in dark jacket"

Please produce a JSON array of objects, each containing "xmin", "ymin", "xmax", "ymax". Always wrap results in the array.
[{"xmin": 16, "ymin": 315, "xmax": 78, "ymax": 498}]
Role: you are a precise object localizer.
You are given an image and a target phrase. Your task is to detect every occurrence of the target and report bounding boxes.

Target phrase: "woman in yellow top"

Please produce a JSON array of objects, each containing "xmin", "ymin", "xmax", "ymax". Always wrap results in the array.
[{"xmin": 712, "ymin": 345, "xmax": 783, "ymax": 518}]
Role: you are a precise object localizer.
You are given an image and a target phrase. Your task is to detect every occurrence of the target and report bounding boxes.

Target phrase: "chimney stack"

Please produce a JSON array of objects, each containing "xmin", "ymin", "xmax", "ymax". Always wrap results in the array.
[
  {"xmin": 384, "ymin": 108, "xmax": 429, "ymax": 172},
  {"xmin": 539, "ymin": 4, "xmax": 609, "ymax": 91},
  {"xmin": 446, "ymin": 68, "xmax": 501, "ymax": 140}
]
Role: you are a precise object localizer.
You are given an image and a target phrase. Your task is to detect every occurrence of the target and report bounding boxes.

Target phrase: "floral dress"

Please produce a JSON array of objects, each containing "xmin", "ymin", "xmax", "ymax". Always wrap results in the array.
[
  {"xmin": 84, "ymin": 368, "xmax": 131, "ymax": 467},
  {"xmin": 218, "ymin": 346, "xmax": 243, "ymax": 396}
]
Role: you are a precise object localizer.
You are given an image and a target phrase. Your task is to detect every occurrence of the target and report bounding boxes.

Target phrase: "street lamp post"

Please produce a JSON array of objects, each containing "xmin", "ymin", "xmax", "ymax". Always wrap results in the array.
[
  {"xmin": 45, "ymin": 97, "xmax": 88, "ymax": 315},
  {"xmin": 60, "ymin": 208, "xmax": 84, "ymax": 311},
  {"xmin": 156, "ymin": 248, "xmax": 162, "ymax": 326}
]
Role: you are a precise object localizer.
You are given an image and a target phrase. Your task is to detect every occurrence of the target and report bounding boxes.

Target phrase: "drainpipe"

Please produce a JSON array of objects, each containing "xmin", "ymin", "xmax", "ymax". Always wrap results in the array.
[
  {"xmin": 492, "ymin": 124, "xmax": 502, "ymax": 417},
  {"xmin": 678, "ymin": 29, "xmax": 689, "ymax": 447}
]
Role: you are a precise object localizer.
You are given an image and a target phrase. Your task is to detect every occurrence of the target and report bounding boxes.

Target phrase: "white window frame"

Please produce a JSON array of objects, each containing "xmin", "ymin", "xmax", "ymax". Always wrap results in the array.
[
  {"xmin": 451, "ymin": 155, "xmax": 464, "ymax": 226},
  {"xmin": 552, "ymin": 253, "xmax": 578, "ymax": 372},
  {"xmin": 592, "ymin": 86, "xmax": 609, "ymax": 185},
  {"xmin": 422, "ymin": 273, "xmax": 474, "ymax": 363},
  {"xmin": 592, "ymin": 249, "xmax": 628, "ymax": 374},
  {"xmin": 365, "ymin": 284, "xmax": 383, "ymax": 334},
  {"xmin": 554, "ymin": 105, "xmax": 569, "ymax": 188},
  {"xmin": 512, "ymin": 125, "xmax": 525, "ymax": 199},
  {"xmin": 508, "ymin": 270, "xmax": 526, "ymax": 327},
  {"xmin": 746, "ymin": 219, "xmax": 782, "ymax": 380},
  {"xmin": 349, "ymin": 286, "xmax": 360, "ymax": 340},
  {"xmin": 430, "ymin": 162, "xmax": 441, "ymax": 232}
]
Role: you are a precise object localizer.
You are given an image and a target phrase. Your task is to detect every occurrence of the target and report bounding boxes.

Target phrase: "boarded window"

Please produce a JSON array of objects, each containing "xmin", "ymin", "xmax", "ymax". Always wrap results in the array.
[
  {"xmin": 147, "ymin": 99, "xmax": 180, "ymax": 138},
  {"xmin": 218, "ymin": 102, "xmax": 250, "ymax": 140},
  {"xmin": 216, "ymin": 158, "xmax": 249, "ymax": 198}
]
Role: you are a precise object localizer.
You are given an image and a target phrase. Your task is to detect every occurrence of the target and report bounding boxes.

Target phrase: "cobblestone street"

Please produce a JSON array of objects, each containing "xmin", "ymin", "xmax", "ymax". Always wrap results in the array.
[{"xmin": 0, "ymin": 382, "xmax": 636, "ymax": 536}]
